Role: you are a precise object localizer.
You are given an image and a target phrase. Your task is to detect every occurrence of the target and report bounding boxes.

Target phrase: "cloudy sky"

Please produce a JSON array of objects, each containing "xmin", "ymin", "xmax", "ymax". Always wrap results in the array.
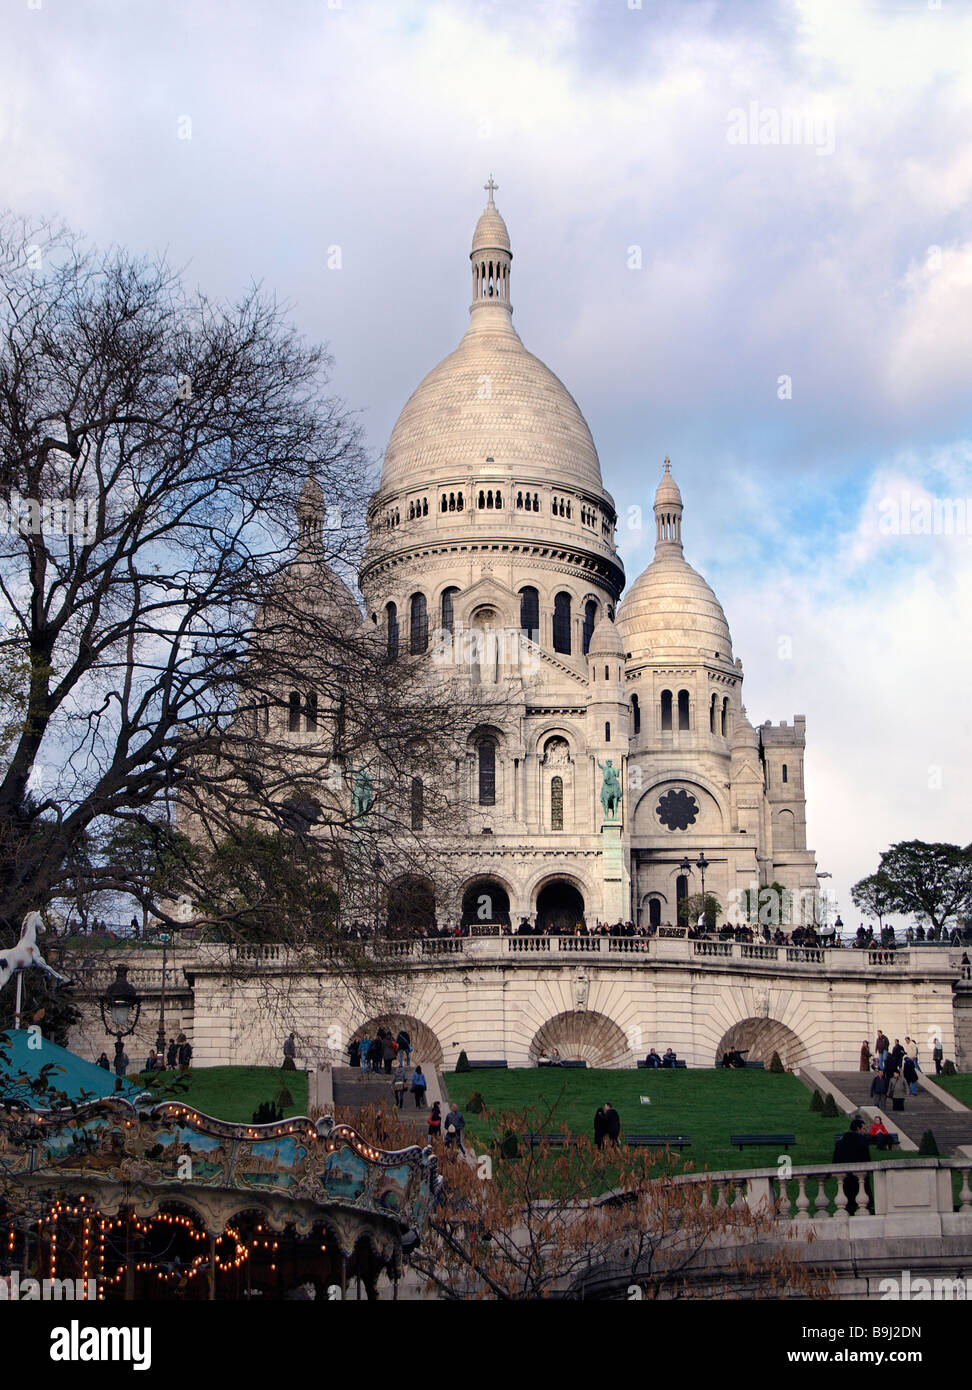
[{"xmin": 2, "ymin": 0, "xmax": 970, "ymax": 925}]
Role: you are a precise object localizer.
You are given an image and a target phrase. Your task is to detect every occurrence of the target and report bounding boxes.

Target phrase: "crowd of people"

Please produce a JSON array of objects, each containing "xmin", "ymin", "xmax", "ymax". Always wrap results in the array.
[{"xmin": 861, "ymin": 1030, "xmax": 938, "ymax": 1115}]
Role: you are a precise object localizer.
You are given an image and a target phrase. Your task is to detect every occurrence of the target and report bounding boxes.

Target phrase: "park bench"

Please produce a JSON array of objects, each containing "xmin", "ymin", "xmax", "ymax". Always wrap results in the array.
[
  {"xmin": 731, "ymin": 1133, "xmax": 796, "ymax": 1151},
  {"xmin": 637, "ymin": 1059, "xmax": 687, "ymax": 1069},
  {"xmin": 744, "ymin": 1060, "xmax": 765, "ymax": 1069},
  {"xmin": 836, "ymin": 1131, "xmax": 900, "ymax": 1149},
  {"xmin": 465, "ymin": 1060, "xmax": 508, "ymax": 1069},
  {"xmin": 521, "ymin": 1132, "xmax": 574, "ymax": 1147},
  {"xmin": 624, "ymin": 1134, "xmax": 692, "ymax": 1150}
]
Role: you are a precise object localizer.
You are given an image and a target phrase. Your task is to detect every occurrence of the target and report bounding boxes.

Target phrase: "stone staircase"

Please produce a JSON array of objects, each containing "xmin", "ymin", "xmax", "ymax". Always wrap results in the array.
[
  {"xmin": 331, "ymin": 1066, "xmax": 430, "ymax": 1136},
  {"xmin": 822, "ymin": 1071, "xmax": 972, "ymax": 1155}
]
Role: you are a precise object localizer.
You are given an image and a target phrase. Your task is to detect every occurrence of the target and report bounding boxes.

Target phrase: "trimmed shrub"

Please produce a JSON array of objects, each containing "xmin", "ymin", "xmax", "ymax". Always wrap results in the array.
[
  {"xmin": 822, "ymin": 1092, "xmax": 840, "ymax": 1118},
  {"xmin": 918, "ymin": 1129, "xmax": 940, "ymax": 1156},
  {"xmin": 456, "ymin": 1050, "xmax": 471, "ymax": 1073},
  {"xmin": 498, "ymin": 1130, "xmax": 519, "ymax": 1160},
  {"xmin": 278, "ymin": 1086, "xmax": 294, "ymax": 1109},
  {"xmin": 810, "ymin": 1089, "xmax": 824, "ymax": 1112},
  {"xmin": 942, "ymin": 1059, "xmax": 957, "ymax": 1076},
  {"xmin": 467, "ymin": 1090, "xmax": 485, "ymax": 1114},
  {"xmin": 769, "ymin": 1051, "xmax": 785, "ymax": 1074},
  {"xmin": 282, "ymin": 1056, "xmax": 297, "ymax": 1071}
]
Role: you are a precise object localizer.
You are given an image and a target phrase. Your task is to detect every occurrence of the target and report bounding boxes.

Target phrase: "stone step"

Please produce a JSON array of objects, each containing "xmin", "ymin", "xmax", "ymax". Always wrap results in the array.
[{"xmin": 822, "ymin": 1071, "xmax": 972, "ymax": 1155}]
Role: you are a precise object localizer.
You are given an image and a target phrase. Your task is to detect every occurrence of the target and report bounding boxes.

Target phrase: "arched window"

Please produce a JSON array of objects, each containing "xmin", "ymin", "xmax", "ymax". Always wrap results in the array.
[
  {"xmin": 551, "ymin": 775, "xmax": 564, "ymax": 831},
  {"xmin": 676, "ymin": 875, "xmax": 688, "ymax": 907},
  {"xmin": 410, "ymin": 776, "xmax": 424, "ymax": 831},
  {"xmin": 721, "ymin": 697, "xmax": 729, "ymax": 737},
  {"xmin": 305, "ymin": 690, "xmax": 318, "ymax": 733},
  {"xmin": 386, "ymin": 602, "xmax": 399, "ymax": 660},
  {"xmin": 441, "ymin": 586, "xmax": 459, "ymax": 634},
  {"xmin": 632, "ymin": 694, "xmax": 641, "ymax": 734},
  {"xmin": 782, "ymin": 763, "xmax": 788, "ymax": 784},
  {"xmin": 678, "ymin": 689, "xmax": 690, "ymax": 731},
  {"xmin": 409, "ymin": 593, "xmax": 428, "ymax": 654},
  {"xmin": 457, "ymin": 493, "xmax": 464, "ymax": 511},
  {"xmin": 582, "ymin": 600, "xmax": 597, "ymax": 654},
  {"xmin": 649, "ymin": 898, "xmax": 661, "ymax": 928},
  {"xmin": 661, "ymin": 689, "xmax": 673, "ymax": 731},
  {"xmin": 710, "ymin": 693, "xmax": 717, "ymax": 734},
  {"xmin": 288, "ymin": 691, "xmax": 301, "ymax": 733},
  {"xmin": 553, "ymin": 592, "xmax": 572, "ymax": 654},
  {"xmin": 604, "ymin": 721, "xmax": 611, "ymax": 741},
  {"xmin": 441, "ymin": 493, "xmax": 448, "ymax": 512},
  {"xmin": 519, "ymin": 587, "xmax": 539, "ymax": 640},
  {"xmin": 478, "ymin": 738, "xmax": 496, "ymax": 806}
]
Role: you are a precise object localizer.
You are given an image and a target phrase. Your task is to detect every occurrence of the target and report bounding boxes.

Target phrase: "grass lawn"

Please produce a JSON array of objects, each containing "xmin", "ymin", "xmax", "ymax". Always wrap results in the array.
[
  {"xmin": 445, "ymin": 1068, "xmax": 911, "ymax": 1174},
  {"xmin": 927, "ymin": 1074, "xmax": 972, "ymax": 1109},
  {"xmin": 133, "ymin": 1065, "xmax": 308, "ymax": 1123}
]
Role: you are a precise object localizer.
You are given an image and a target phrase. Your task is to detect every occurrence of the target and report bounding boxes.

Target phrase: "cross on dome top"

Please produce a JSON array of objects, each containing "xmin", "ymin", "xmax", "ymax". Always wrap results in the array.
[{"xmin": 484, "ymin": 175, "xmax": 498, "ymax": 204}]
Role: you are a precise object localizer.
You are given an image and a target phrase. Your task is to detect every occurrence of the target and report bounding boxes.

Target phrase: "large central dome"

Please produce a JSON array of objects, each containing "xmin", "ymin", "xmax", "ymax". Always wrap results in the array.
[{"xmin": 379, "ymin": 183, "xmax": 604, "ymax": 494}]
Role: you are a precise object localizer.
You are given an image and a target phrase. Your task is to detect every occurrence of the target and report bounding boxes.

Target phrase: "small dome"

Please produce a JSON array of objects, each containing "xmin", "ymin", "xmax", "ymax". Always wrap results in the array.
[
  {"xmin": 587, "ymin": 616, "xmax": 624, "ymax": 658},
  {"xmin": 616, "ymin": 551, "xmax": 733, "ymax": 663},
  {"xmin": 472, "ymin": 205, "xmax": 511, "ymax": 255},
  {"xmin": 654, "ymin": 459, "xmax": 682, "ymax": 509}
]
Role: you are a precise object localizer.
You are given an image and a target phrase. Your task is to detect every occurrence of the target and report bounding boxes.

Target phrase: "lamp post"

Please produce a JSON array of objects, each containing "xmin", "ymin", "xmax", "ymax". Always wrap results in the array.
[
  {"xmin": 100, "ymin": 965, "xmax": 141, "ymax": 1083},
  {"xmin": 156, "ymin": 933, "xmax": 171, "ymax": 1057},
  {"xmin": 696, "ymin": 852, "xmax": 709, "ymax": 917}
]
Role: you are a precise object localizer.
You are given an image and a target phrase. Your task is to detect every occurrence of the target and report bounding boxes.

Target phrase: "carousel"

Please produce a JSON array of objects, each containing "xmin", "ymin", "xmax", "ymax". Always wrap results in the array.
[{"xmin": 0, "ymin": 1096, "xmax": 441, "ymax": 1300}]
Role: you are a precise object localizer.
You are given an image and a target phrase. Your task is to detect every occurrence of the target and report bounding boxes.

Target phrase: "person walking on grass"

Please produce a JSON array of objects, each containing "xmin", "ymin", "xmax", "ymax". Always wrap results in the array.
[{"xmin": 602, "ymin": 1101, "xmax": 621, "ymax": 1149}]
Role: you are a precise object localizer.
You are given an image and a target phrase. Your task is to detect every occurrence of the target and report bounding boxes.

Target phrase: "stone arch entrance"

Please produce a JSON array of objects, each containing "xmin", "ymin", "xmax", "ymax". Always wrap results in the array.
[
  {"xmin": 461, "ymin": 877, "xmax": 511, "ymax": 928},
  {"xmin": 715, "ymin": 1018, "xmax": 808, "ymax": 1069},
  {"xmin": 351, "ymin": 1014, "xmax": 443, "ymax": 1069},
  {"xmin": 535, "ymin": 880, "xmax": 585, "ymax": 933},
  {"xmin": 529, "ymin": 1011, "xmax": 630, "ymax": 1068}
]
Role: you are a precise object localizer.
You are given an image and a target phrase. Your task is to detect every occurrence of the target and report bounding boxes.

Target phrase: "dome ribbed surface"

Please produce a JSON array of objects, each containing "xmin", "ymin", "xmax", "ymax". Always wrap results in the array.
[
  {"xmin": 472, "ymin": 205, "xmax": 511, "ymax": 254},
  {"xmin": 380, "ymin": 316, "xmax": 603, "ymax": 491},
  {"xmin": 616, "ymin": 552, "xmax": 733, "ymax": 662}
]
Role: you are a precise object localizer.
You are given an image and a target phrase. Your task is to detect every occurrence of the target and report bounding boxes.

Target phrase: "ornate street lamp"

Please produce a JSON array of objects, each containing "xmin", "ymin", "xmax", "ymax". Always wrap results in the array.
[{"xmin": 100, "ymin": 965, "xmax": 141, "ymax": 1079}]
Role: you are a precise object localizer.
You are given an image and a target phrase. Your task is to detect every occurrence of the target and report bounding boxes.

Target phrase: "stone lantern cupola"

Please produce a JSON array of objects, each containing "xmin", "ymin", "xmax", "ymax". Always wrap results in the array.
[{"xmin": 470, "ymin": 175, "xmax": 512, "ymax": 315}]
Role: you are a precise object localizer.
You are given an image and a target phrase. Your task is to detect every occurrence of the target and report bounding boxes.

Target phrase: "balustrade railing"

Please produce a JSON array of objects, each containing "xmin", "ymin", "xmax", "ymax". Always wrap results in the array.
[
  {"xmin": 558, "ymin": 937, "xmax": 602, "ymax": 952},
  {"xmin": 507, "ymin": 937, "xmax": 550, "ymax": 952},
  {"xmin": 740, "ymin": 945, "xmax": 779, "ymax": 960},
  {"xmin": 694, "ymin": 940, "xmax": 732, "ymax": 956},
  {"xmin": 420, "ymin": 938, "xmax": 464, "ymax": 955},
  {"xmin": 786, "ymin": 947, "xmax": 824, "ymax": 963},
  {"xmin": 608, "ymin": 938, "xmax": 651, "ymax": 953}
]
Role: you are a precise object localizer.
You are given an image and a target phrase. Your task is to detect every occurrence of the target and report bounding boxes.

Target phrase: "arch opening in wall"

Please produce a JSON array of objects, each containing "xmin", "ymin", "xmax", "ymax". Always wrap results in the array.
[
  {"xmin": 715, "ymin": 1018, "xmax": 808, "ymax": 1069},
  {"xmin": 677, "ymin": 689, "xmax": 690, "ymax": 731},
  {"xmin": 535, "ymin": 879, "xmax": 585, "ymax": 933},
  {"xmin": 776, "ymin": 809, "xmax": 795, "ymax": 850},
  {"xmin": 660, "ymin": 689, "xmax": 673, "ymax": 731},
  {"xmin": 461, "ymin": 877, "xmax": 511, "ymax": 928},
  {"xmin": 352, "ymin": 1014, "xmax": 443, "ymax": 1069},
  {"xmin": 553, "ymin": 592, "xmax": 572, "ymax": 654},
  {"xmin": 519, "ymin": 586, "xmax": 539, "ymax": 640},
  {"xmin": 528, "ymin": 1011, "xmax": 631, "ymax": 1068},
  {"xmin": 409, "ymin": 592, "xmax": 428, "ymax": 654}
]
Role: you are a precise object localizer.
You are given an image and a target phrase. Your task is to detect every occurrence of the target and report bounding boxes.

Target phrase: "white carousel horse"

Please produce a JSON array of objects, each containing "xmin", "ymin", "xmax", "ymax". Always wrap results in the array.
[{"xmin": 0, "ymin": 911, "xmax": 70, "ymax": 991}]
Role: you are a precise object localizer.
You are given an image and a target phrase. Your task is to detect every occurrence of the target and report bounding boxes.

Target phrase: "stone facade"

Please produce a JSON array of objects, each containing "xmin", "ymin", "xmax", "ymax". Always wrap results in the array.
[{"xmin": 354, "ymin": 187, "xmax": 818, "ymax": 932}]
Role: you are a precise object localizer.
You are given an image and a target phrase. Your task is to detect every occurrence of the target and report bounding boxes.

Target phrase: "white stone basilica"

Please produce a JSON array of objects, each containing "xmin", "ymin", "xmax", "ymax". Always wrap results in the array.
[{"xmin": 354, "ymin": 184, "xmax": 820, "ymax": 932}]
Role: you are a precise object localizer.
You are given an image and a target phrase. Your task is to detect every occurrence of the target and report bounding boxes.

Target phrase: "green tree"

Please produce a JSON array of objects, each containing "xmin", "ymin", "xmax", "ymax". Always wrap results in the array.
[
  {"xmin": 856, "ymin": 841, "xmax": 972, "ymax": 934},
  {"xmin": 850, "ymin": 870, "xmax": 895, "ymax": 929},
  {"xmin": 679, "ymin": 893, "xmax": 721, "ymax": 930}
]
